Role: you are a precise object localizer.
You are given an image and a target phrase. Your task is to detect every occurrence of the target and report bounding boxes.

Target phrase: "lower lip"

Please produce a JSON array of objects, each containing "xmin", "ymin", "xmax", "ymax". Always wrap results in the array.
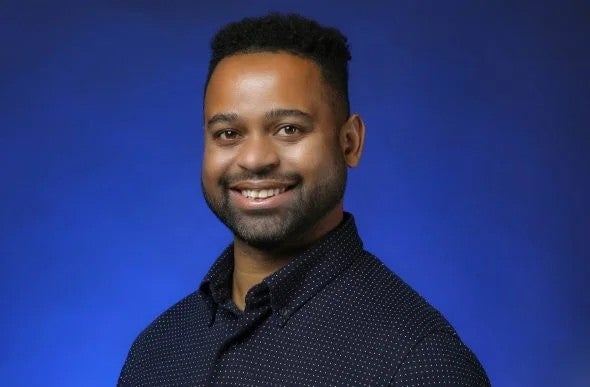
[{"xmin": 229, "ymin": 188, "xmax": 295, "ymax": 211}]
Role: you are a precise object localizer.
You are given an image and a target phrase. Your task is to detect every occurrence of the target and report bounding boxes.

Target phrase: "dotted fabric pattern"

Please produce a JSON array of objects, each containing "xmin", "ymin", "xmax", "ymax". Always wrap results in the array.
[{"xmin": 119, "ymin": 214, "xmax": 490, "ymax": 386}]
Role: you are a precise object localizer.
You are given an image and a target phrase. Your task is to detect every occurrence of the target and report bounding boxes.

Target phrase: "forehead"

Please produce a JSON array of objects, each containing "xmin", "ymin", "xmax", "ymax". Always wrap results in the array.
[{"xmin": 204, "ymin": 52, "xmax": 332, "ymax": 119}]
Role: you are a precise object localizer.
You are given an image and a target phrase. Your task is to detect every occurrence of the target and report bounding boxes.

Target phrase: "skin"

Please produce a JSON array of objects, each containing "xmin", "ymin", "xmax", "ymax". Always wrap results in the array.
[{"xmin": 202, "ymin": 52, "xmax": 365, "ymax": 310}]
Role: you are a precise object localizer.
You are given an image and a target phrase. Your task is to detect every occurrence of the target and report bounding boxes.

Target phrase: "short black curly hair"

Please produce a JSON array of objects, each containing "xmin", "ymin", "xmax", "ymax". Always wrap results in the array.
[{"xmin": 206, "ymin": 13, "xmax": 352, "ymax": 119}]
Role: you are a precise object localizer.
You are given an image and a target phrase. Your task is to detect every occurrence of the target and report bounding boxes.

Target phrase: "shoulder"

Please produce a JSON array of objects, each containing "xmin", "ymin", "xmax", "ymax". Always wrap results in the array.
[
  {"xmin": 336, "ymin": 252, "xmax": 489, "ymax": 384},
  {"xmin": 133, "ymin": 290, "xmax": 208, "ymax": 342},
  {"xmin": 118, "ymin": 291, "xmax": 209, "ymax": 383},
  {"xmin": 342, "ymin": 251, "xmax": 453, "ymax": 334},
  {"xmin": 392, "ymin": 330, "xmax": 491, "ymax": 386}
]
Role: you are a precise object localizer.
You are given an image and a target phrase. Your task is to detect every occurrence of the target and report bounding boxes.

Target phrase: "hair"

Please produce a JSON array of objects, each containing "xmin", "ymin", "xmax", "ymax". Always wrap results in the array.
[{"xmin": 206, "ymin": 12, "xmax": 352, "ymax": 119}]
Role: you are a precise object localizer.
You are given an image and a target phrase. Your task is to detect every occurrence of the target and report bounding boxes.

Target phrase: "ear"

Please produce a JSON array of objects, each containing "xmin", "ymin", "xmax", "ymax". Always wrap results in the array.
[{"xmin": 339, "ymin": 114, "xmax": 366, "ymax": 167}]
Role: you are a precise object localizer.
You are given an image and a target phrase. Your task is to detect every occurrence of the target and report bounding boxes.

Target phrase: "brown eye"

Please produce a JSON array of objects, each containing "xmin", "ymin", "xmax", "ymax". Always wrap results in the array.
[
  {"xmin": 217, "ymin": 130, "xmax": 239, "ymax": 140},
  {"xmin": 277, "ymin": 125, "xmax": 299, "ymax": 136}
]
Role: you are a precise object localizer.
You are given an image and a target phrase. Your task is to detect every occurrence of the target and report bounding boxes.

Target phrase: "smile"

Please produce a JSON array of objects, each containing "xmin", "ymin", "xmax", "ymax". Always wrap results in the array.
[
  {"xmin": 240, "ymin": 188, "xmax": 286, "ymax": 199},
  {"xmin": 228, "ymin": 180, "xmax": 297, "ymax": 209}
]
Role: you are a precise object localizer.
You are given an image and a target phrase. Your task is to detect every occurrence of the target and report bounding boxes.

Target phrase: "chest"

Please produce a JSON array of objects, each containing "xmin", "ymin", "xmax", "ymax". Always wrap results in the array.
[{"xmin": 183, "ymin": 304, "xmax": 397, "ymax": 386}]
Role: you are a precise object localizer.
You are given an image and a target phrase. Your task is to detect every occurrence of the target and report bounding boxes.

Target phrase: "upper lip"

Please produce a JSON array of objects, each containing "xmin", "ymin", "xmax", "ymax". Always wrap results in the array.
[{"xmin": 229, "ymin": 180, "xmax": 296, "ymax": 190}]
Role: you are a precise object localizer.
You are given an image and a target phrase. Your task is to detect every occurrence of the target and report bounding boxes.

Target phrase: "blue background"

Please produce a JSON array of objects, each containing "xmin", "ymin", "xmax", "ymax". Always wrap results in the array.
[{"xmin": 1, "ymin": 1, "xmax": 588, "ymax": 386}]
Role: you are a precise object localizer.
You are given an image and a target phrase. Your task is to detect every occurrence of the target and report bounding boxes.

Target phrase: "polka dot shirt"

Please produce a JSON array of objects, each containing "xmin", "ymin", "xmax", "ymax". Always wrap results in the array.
[{"xmin": 119, "ymin": 214, "xmax": 490, "ymax": 386}]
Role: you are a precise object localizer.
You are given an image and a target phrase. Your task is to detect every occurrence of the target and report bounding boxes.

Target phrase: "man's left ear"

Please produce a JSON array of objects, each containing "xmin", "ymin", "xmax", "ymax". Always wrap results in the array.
[{"xmin": 339, "ymin": 114, "xmax": 366, "ymax": 167}]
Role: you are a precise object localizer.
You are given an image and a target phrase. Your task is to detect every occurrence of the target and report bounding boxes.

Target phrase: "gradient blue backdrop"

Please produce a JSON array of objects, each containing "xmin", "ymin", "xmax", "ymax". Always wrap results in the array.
[{"xmin": 1, "ymin": 1, "xmax": 588, "ymax": 386}]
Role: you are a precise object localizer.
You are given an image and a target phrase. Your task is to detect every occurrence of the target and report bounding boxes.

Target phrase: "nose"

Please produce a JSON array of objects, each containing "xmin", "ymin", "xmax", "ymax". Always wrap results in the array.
[{"xmin": 236, "ymin": 134, "xmax": 280, "ymax": 174}]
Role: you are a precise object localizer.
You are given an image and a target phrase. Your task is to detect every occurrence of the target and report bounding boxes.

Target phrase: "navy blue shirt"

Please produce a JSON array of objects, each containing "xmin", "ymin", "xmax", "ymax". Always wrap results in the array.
[{"xmin": 119, "ymin": 214, "xmax": 490, "ymax": 386}]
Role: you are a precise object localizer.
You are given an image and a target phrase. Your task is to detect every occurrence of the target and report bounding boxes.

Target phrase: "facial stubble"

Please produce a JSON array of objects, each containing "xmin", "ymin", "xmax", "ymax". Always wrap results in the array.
[{"xmin": 202, "ymin": 148, "xmax": 347, "ymax": 251}]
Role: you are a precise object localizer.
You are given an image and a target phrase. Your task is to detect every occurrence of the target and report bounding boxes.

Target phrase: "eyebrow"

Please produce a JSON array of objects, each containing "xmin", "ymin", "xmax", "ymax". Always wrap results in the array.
[
  {"xmin": 206, "ymin": 108, "xmax": 312, "ymax": 128},
  {"xmin": 207, "ymin": 112, "xmax": 239, "ymax": 128},
  {"xmin": 265, "ymin": 108, "xmax": 312, "ymax": 121}
]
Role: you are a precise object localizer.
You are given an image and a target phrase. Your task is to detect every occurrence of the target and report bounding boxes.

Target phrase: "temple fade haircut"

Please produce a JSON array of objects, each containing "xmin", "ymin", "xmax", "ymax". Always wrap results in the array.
[{"xmin": 206, "ymin": 13, "xmax": 352, "ymax": 119}]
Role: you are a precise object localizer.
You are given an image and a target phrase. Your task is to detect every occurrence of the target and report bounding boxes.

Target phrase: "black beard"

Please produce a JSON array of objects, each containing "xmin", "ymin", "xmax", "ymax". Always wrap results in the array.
[{"xmin": 202, "ymin": 157, "xmax": 347, "ymax": 251}]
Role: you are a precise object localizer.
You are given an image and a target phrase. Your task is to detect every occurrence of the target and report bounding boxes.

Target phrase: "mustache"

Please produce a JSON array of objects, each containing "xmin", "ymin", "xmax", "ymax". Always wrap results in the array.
[{"xmin": 219, "ymin": 172, "xmax": 302, "ymax": 188}]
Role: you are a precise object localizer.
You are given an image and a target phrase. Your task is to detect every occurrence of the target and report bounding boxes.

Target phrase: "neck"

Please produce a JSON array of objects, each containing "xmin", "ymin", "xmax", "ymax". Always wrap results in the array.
[{"xmin": 231, "ymin": 206, "xmax": 344, "ymax": 311}]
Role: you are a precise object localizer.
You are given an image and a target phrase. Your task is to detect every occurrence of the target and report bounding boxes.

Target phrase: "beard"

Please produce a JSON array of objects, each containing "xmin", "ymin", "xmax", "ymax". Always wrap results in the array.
[{"xmin": 202, "ymin": 151, "xmax": 347, "ymax": 251}]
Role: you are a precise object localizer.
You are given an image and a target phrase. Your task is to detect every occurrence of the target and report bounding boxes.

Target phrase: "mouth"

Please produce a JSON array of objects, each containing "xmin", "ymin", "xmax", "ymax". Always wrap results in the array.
[
  {"xmin": 228, "ymin": 181, "xmax": 297, "ymax": 207},
  {"xmin": 238, "ymin": 187, "xmax": 288, "ymax": 200}
]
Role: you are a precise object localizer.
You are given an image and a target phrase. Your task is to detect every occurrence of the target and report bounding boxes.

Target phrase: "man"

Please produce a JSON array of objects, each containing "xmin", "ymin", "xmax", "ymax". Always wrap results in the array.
[{"xmin": 119, "ymin": 13, "xmax": 490, "ymax": 386}]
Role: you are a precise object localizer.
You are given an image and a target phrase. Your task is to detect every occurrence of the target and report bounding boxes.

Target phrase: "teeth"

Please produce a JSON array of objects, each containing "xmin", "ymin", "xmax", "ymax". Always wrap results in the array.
[{"xmin": 240, "ymin": 187, "xmax": 287, "ymax": 199}]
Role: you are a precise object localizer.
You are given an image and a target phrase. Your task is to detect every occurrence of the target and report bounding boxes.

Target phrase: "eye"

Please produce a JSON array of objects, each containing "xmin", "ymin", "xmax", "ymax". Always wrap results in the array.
[
  {"xmin": 276, "ymin": 125, "xmax": 299, "ymax": 136},
  {"xmin": 216, "ymin": 129, "xmax": 240, "ymax": 140}
]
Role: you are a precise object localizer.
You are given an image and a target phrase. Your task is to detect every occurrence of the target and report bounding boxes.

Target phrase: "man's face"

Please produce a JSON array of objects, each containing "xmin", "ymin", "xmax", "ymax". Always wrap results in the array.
[{"xmin": 202, "ymin": 52, "xmax": 347, "ymax": 250}]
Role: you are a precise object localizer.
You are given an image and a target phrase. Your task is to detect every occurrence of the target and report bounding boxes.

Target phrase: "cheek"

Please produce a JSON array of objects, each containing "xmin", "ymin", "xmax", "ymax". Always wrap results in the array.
[
  {"xmin": 281, "ymin": 137, "xmax": 340, "ymax": 177},
  {"xmin": 202, "ymin": 146, "xmax": 235, "ymax": 184}
]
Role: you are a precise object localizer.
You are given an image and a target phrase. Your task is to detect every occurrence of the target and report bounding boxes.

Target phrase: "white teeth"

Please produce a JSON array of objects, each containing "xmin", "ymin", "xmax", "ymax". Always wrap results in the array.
[{"xmin": 240, "ymin": 188, "xmax": 287, "ymax": 199}]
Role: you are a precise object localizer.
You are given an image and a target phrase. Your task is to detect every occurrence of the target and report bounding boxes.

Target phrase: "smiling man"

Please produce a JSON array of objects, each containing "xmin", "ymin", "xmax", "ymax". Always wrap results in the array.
[{"xmin": 119, "ymin": 13, "xmax": 490, "ymax": 386}]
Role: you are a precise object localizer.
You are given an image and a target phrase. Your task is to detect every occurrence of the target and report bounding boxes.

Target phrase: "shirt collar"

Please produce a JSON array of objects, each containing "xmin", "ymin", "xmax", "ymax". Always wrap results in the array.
[
  {"xmin": 199, "ymin": 213, "xmax": 364, "ymax": 325},
  {"xmin": 199, "ymin": 244, "xmax": 234, "ymax": 306}
]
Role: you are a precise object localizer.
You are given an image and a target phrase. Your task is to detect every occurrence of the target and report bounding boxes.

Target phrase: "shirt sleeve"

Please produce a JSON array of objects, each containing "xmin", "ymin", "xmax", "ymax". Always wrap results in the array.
[{"xmin": 391, "ymin": 330, "xmax": 491, "ymax": 386}]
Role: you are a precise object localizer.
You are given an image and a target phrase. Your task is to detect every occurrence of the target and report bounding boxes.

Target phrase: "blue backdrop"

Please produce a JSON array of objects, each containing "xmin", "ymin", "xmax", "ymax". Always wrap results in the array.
[{"xmin": 1, "ymin": 1, "xmax": 588, "ymax": 386}]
